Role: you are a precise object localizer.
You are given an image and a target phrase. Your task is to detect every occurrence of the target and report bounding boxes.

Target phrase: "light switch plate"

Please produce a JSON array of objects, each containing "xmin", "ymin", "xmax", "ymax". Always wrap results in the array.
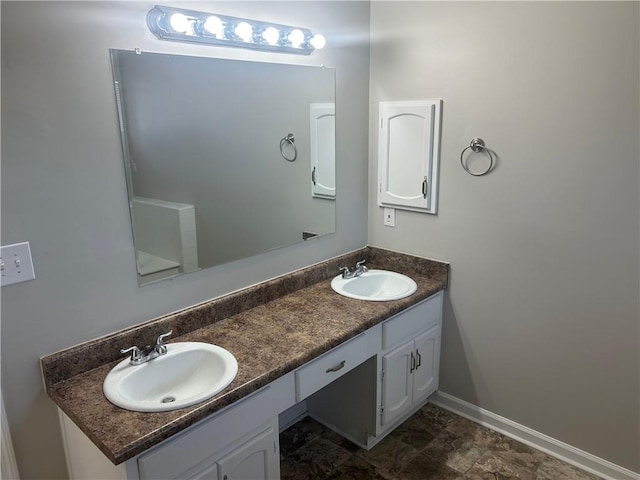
[
  {"xmin": 383, "ymin": 208, "xmax": 396, "ymax": 227},
  {"xmin": 1, "ymin": 242, "xmax": 35, "ymax": 287}
]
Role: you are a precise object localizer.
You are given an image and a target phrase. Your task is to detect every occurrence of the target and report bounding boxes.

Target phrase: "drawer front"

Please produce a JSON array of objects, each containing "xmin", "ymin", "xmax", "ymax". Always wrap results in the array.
[
  {"xmin": 382, "ymin": 291, "xmax": 443, "ymax": 350},
  {"xmin": 295, "ymin": 332, "xmax": 369, "ymax": 401},
  {"xmin": 137, "ymin": 373, "xmax": 294, "ymax": 480}
]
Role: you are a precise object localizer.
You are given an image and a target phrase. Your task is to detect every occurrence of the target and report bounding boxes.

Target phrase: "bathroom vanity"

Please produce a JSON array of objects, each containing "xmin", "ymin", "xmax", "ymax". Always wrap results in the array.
[{"xmin": 42, "ymin": 247, "xmax": 448, "ymax": 479}]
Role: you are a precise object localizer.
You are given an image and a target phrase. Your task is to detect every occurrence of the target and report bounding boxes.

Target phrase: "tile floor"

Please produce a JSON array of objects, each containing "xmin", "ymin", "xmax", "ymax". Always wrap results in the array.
[{"xmin": 279, "ymin": 404, "xmax": 602, "ymax": 480}]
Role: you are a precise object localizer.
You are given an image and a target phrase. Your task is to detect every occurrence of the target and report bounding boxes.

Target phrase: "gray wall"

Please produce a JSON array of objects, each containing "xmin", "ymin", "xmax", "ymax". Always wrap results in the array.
[
  {"xmin": 1, "ymin": 2, "xmax": 370, "ymax": 478},
  {"xmin": 369, "ymin": 1, "xmax": 639, "ymax": 472}
]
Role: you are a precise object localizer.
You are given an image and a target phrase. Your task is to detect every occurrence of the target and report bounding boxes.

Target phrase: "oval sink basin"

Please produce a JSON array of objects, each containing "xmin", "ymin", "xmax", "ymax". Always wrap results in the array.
[
  {"xmin": 103, "ymin": 342, "xmax": 238, "ymax": 412},
  {"xmin": 331, "ymin": 269, "xmax": 417, "ymax": 301}
]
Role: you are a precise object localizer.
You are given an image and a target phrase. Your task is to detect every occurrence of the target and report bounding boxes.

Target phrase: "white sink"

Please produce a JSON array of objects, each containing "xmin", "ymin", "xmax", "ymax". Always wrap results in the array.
[
  {"xmin": 103, "ymin": 342, "xmax": 238, "ymax": 412},
  {"xmin": 331, "ymin": 269, "xmax": 417, "ymax": 302}
]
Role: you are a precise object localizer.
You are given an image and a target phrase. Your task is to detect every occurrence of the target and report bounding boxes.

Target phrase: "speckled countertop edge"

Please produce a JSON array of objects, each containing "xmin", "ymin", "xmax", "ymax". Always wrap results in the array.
[{"xmin": 42, "ymin": 247, "xmax": 449, "ymax": 465}]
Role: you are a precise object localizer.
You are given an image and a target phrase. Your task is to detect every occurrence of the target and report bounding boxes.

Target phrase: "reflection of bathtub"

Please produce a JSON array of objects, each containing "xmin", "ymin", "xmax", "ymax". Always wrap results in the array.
[{"xmin": 131, "ymin": 197, "xmax": 198, "ymax": 281}]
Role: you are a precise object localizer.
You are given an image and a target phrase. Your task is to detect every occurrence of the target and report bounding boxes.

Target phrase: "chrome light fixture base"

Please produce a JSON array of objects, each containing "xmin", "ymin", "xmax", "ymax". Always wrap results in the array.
[{"xmin": 147, "ymin": 5, "xmax": 326, "ymax": 55}]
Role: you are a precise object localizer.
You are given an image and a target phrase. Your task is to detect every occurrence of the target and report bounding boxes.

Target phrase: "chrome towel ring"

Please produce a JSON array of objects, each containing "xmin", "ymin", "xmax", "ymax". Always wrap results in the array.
[
  {"xmin": 460, "ymin": 138, "xmax": 495, "ymax": 176},
  {"xmin": 280, "ymin": 133, "xmax": 297, "ymax": 162}
]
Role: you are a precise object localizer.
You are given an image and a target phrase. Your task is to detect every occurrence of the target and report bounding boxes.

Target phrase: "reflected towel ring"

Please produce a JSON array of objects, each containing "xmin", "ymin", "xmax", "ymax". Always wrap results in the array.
[
  {"xmin": 280, "ymin": 133, "xmax": 297, "ymax": 162},
  {"xmin": 460, "ymin": 138, "xmax": 495, "ymax": 176}
]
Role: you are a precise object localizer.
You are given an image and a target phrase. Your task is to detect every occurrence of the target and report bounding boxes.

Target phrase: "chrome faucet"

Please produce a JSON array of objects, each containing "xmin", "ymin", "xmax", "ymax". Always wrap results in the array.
[
  {"xmin": 121, "ymin": 330, "xmax": 173, "ymax": 366},
  {"xmin": 339, "ymin": 260, "xmax": 368, "ymax": 279}
]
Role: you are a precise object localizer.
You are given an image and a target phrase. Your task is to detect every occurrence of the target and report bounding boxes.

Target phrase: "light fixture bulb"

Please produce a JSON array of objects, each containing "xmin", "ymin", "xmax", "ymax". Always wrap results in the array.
[
  {"xmin": 310, "ymin": 34, "xmax": 326, "ymax": 50},
  {"xmin": 203, "ymin": 16, "xmax": 224, "ymax": 38},
  {"xmin": 234, "ymin": 22, "xmax": 253, "ymax": 42},
  {"xmin": 169, "ymin": 13, "xmax": 190, "ymax": 34},
  {"xmin": 262, "ymin": 27, "xmax": 280, "ymax": 46},
  {"xmin": 288, "ymin": 29, "xmax": 305, "ymax": 48}
]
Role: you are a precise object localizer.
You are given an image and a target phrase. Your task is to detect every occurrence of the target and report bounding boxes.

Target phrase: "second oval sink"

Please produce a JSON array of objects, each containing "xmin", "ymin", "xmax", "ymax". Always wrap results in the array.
[
  {"xmin": 331, "ymin": 269, "xmax": 417, "ymax": 301},
  {"xmin": 103, "ymin": 342, "xmax": 238, "ymax": 412}
]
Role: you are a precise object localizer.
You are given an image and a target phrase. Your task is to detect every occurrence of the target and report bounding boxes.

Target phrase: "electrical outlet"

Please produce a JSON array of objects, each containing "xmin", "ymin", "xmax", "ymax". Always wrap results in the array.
[
  {"xmin": 383, "ymin": 208, "xmax": 396, "ymax": 227},
  {"xmin": 1, "ymin": 242, "xmax": 35, "ymax": 287}
]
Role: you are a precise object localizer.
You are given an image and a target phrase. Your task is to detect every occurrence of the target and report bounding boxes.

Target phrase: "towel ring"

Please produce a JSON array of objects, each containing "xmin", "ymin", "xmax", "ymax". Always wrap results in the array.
[
  {"xmin": 460, "ymin": 138, "xmax": 495, "ymax": 176},
  {"xmin": 280, "ymin": 133, "xmax": 297, "ymax": 162}
]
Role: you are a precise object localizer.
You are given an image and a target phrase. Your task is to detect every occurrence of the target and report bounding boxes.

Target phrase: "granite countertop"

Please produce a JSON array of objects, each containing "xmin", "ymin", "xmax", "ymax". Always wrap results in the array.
[{"xmin": 41, "ymin": 247, "xmax": 449, "ymax": 465}]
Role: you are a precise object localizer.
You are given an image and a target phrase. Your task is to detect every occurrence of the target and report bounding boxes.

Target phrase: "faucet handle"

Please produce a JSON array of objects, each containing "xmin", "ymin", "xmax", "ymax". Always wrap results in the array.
[
  {"xmin": 339, "ymin": 266, "xmax": 351, "ymax": 278},
  {"xmin": 154, "ymin": 330, "xmax": 173, "ymax": 354},
  {"xmin": 121, "ymin": 346, "xmax": 143, "ymax": 363},
  {"xmin": 356, "ymin": 260, "xmax": 367, "ymax": 268}
]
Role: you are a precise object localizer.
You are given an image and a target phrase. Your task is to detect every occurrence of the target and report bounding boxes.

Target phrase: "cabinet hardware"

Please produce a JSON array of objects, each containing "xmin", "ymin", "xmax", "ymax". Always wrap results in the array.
[
  {"xmin": 312, "ymin": 166, "xmax": 317, "ymax": 185},
  {"xmin": 326, "ymin": 360, "xmax": 346, "ymax": 373},
  {"xmin": 422, "ymin": 176, "xmax": 428, "ymax": 199},
  {"xmin": 415, "ymin": 349, "xmax": 422, "ymax": 369},
  {"xmin": 410, "ymin": 352, "xmax": 415, "ymax": 373}
]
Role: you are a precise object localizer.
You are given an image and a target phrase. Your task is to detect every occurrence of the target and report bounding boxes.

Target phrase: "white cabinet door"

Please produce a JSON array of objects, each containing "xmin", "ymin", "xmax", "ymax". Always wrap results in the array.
[
  {"xmin": 310, "ymin": 103, "xmax": 336, "ymax": 199},
  {"xmin": 216, "ymin": 422, "xmax": 279, "ymax": 480},
  {"xmin": 381, "ymin": 340, "xmax": 414, "ymax": 427},
  {"xmin": 377, "ymin": 100, "xmax": 442, "ymax": 214},
  {"xmin": 412, "ymin": 325, "xmax": 441, "ymax": 405}
]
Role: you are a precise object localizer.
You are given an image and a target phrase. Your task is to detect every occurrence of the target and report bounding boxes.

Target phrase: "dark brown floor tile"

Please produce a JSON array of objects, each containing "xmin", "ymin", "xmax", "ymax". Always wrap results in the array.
[
  {"xmin": 280, "ymin": 436, "xmax": 352, "ymax": 479},
  {"xmin": 534, "ymin": 456, "xmax": 602, "ymax": 480},
  {"xmin": 356, "ymin": 435, "xmax": 420, "ymax": 478},
  {"xmin": 326, "ymin": 455, "xmax": 391, "ymax": 480},
  {"xmin": 280, "ymin": 416, "xmax": 327, "ymax": 457},
  {"xmin": 422, "ymin": 430, "xmax": 486, "ymax": 473},
  {"xmin": 395, "ymin": 449, "xmax": 465, "ymax": 480},
  {"xmin": 414, "ymin": 403, "xmax": 458, "ymax": 435},
  {"xmin": 464, "ymin": 451, "xmax": 535, "ymax": 480},
  {"xmin": 322, "ymin": 428, "xmax": 363, "ymax": 454},
  {"xmin": 279, "ymin": 410, "xmax": 602, "ymax": 480},
  {"xmin": 489, "ymin": 436, "xmax": 547, "ymax": 471},
  {"xmin": 444, "ymin": 416, "xmax": 501, "ymax": 448},
  {"xmin": 389, "ymin": 415, "xmax": 436, "ymax": 450}
]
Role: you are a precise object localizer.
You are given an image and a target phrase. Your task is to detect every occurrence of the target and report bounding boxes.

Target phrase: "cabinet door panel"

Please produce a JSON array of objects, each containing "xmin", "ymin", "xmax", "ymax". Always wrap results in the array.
[
  {"xmin": 412, "ymin": 325, "xmax": 440, "ymax": 405},
  {"xmin": 216, "ymin": 424, "xmax": 279, "ymax": 480},
  {"xmin": 377, "ymin": 100, "xmax": 442, "ymax": 214},
  {"xmin": 381, "ymin": 341, "xmax": 413, "ymax": 426}
]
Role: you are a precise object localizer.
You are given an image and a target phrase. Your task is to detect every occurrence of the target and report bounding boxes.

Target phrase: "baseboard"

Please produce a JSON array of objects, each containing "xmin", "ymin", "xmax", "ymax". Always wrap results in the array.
[{"xmin": 430, "ymin": 391, "xmax": 639, "ymax": 480}]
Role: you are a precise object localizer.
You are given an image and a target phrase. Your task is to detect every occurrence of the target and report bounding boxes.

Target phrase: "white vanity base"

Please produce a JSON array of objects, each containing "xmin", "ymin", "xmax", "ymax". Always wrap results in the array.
[{"xmin": 59, "ymin": 291, "xmax": 443, "ymax": 480}]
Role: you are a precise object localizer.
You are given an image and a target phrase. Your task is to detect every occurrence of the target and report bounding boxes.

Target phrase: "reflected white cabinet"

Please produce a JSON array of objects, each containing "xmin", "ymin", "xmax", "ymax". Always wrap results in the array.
[
  {"xmin": 310, "ymin": 103, "xmax": 336, "ymax": 199},
  {"xmin": 377, "ymin": 100, "xmax": 442, "ymax": 214}
]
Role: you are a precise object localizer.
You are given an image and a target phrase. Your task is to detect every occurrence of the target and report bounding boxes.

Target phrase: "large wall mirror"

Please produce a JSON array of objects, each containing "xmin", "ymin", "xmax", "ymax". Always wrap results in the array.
[{"xmin": 111, "ymin": 50, "xmax": 336, "ymax": 285}]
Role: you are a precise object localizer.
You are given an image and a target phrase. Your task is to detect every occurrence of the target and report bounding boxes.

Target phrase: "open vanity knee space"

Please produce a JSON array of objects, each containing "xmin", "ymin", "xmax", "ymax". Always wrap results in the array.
[{"xmin": 42, "ymin": 247, "xmax": 448, "ymax": 479}]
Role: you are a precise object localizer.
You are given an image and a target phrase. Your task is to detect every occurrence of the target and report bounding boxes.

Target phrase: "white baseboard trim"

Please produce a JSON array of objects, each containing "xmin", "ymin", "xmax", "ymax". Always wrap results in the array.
[{"xmin": 430, "ymin": 391, "xmax": 639, "ymax": 480}]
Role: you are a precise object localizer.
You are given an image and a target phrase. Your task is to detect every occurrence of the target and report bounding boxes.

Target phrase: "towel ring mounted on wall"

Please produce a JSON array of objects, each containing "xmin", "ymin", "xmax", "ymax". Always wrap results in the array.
[
  {"xmin": 280, "ymin": 133, "xmax": 297, "ymax": 162},
  {"xmin": 460, "ymin": 138, "xmax": 495, "ymax": 176}
]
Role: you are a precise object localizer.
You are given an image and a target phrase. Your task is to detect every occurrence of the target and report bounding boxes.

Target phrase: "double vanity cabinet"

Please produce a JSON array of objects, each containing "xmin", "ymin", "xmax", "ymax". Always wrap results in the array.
[{"xmin": 43, "ymin": 248, "xmax": 449, "ymax": 480}]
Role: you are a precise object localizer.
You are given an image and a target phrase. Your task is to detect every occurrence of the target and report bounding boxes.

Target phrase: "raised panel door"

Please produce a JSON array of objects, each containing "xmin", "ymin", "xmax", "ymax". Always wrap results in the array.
[
  {"xmin": 412, "ymin": 326, "xmax": 440, "ymax": 405},
  {"xmin": 381, "ymin": 340, "xmax": 413, "ymax": 426}
]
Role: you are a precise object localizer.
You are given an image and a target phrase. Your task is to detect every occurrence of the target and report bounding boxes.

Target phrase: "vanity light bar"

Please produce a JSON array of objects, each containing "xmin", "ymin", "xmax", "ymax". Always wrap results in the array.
[{"xmin": 146, "ymin": 5, "xmax": 326, "ymax": 55}]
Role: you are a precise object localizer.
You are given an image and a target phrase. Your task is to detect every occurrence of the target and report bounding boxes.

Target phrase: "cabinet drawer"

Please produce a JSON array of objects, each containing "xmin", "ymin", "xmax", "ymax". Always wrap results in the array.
[
  {"xmin": 382, "ymin": 292, "xmax": 442, "ymax": 350},
  {"xmin": 295, "ymin": 333, "xmax": 369, "ymax": 401},
  {"xmin": 137, "ymin": 373, "xmax": 294, "ymax": 480}
]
